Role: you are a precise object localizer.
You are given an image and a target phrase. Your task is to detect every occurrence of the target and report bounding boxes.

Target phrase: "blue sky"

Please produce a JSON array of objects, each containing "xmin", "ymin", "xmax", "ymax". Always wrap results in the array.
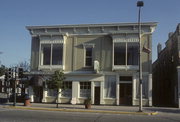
[{"xmin": 0, "ymin": 0, "xmax": 179, "ymax": 67}]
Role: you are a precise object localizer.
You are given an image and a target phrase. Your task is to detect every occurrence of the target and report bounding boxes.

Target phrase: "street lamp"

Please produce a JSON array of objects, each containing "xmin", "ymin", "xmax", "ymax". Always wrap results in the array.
[{"xmin": 137, "ymin": 1, "xmax": 144, "ymax": 112}]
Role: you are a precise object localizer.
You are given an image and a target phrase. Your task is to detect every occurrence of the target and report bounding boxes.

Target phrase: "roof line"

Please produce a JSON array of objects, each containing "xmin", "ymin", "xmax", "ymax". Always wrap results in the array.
[{"xmin": 26, "ymin": 22, "xmax": 158, "ymax": 30}]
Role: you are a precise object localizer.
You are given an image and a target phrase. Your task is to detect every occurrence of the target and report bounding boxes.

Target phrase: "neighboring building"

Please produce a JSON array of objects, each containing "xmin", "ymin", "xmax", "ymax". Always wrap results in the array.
[
  {"xmin": 26, "ymin": 22, "xmax": 157, "ymax": 106},
  {"xmin": 153, "ymin": 23, "xmax": 180, "ymax": 108},
  {"xmin": 0, "ymin": 75, "xmax": 5, "ymax": 93}
]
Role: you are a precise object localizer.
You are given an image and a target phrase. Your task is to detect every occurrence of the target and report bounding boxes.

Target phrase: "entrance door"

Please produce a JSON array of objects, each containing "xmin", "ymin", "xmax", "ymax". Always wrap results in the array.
[
  {"xmin": 33, "ymin": 86, "xmax": 43, "ymax": 103},
  {"xmin": 119, "ymin": 83, "xmax": 132, "ymax": 105},
  {"xmin": 94, "ymin": 86, "xmax": 100, "ymax": 105}
]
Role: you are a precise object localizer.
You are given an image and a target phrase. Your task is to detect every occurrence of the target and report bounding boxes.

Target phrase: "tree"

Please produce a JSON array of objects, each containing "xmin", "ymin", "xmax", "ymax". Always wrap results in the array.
[
  {"xmin": 46, "ymin": 70, "xmax": 66, "ymax": 108},
  {"xmin": 0, "ymin": 65, "xmax": 6, "ymax": 76},
  {"xmin": 17, "ymin": 60, "xmax": 30, "ymax": 72}
]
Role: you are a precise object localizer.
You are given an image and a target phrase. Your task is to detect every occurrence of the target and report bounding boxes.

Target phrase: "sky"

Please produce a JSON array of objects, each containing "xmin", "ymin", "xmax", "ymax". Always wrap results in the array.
[{"xmin": 0, "ymin": 0, "xmax": 179, "ymax": 67}]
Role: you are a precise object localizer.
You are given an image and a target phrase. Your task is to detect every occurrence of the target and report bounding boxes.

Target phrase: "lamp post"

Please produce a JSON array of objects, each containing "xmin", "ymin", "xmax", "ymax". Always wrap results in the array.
[
  {"xmin": 137, "ymin": 1, "xmax": 144, "ymax": 112},
  {"xmin": 13, "ymin": 67, "xmax": 17, "ymax": 106}
]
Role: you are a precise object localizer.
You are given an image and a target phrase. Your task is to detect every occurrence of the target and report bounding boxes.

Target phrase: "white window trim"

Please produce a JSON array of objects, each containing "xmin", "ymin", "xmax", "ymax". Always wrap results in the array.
[
  {"xmin": 79, "ymin": 82, "xmax": 91, "ymax": 98},
  {"xmin": 83, "ymin": 43, "xmax": 94, "ymax": 67},
  {"xmin": 38, "ymin": 35, "xmax": 65, "ymax": 70},
  {"xmin": 112, "ymin": 41, "xmax": 139, "ymax": 70}
]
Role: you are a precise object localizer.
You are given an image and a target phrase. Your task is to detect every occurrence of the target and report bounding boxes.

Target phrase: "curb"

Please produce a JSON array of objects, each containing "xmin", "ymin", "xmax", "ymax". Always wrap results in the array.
[{"xmin": 4, "ymin": 106, "xmax": 158, "ymax": 115}]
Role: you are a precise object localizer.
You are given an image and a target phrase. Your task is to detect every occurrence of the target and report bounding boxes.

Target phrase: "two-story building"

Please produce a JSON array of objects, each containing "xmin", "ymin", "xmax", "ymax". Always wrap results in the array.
[
  {"xmin": 26, "ymin": 22, "xmax": 157, "ymax": 106},
  {"xmin": 153, "ymin": 23, "xmax": 180, "ymax": 108}
]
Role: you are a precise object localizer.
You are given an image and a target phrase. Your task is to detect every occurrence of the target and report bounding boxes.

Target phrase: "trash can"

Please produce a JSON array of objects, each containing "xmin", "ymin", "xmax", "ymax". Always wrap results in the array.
[{"xmin": 24, "ymin": 94, "xmax": 31, "ymax": 106}]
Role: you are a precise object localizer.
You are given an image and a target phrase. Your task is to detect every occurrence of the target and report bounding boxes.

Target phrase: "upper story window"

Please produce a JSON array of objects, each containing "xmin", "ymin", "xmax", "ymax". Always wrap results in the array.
[
  {"xmin": 85, "ymin": 47, "xmax": 93, "ymax": 66},
  {"xmin": 42, "ymin": 44, "xmax": 51, "ymax": 65},
  {"xmin": 127, "ymin": 43, "xmax": 138, "ymax": 65},
  {"xmin": 41, "ymin": 44, "xmax": 63, "ymax": 65},
  {"xmin": 114, "ymin": 43, "xmax": 126, "ymax": 65},
  {"xmin": 112, "ymin": 34, "xmax": 139, "ymax": 68},
  {"xmin": 40, "ymin": 35, "xmax": 64, "ymax": 67},
  {"xmin": 83, "ymin": 43, "xmax": 94, "ymax": 67},
  {"xmin": 114, "ymin": 42, "xmax": 139, "ymax": 66},
  {"xmin": 52, "ymin": 44, "xmax": 63, "ymax": 65}
]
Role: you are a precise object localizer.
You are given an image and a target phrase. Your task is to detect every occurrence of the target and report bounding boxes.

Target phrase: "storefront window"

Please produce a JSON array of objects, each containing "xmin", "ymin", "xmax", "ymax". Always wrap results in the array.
[{"xmin": 80, "ymin": 82, "xmax": 91, "ymax": 97}]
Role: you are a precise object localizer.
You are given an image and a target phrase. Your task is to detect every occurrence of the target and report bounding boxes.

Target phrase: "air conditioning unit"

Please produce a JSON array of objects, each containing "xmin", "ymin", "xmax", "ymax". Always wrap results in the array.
[{"xmin": 94, "ymin": 60, "xmax": 99, "ymax": 73}]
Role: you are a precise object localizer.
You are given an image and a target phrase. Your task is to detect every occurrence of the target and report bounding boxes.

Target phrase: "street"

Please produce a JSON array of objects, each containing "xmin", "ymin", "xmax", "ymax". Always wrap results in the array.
[{"xmin": 0, "ymin": 108, "xmax": 180, "ymax": 122}]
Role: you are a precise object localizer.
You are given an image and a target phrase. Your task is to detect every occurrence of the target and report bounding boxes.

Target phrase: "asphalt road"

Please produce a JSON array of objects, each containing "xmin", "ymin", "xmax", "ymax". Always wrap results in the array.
[{"xmin": 0, "ymin": 108, "xmax": 180, "ymax": 122}]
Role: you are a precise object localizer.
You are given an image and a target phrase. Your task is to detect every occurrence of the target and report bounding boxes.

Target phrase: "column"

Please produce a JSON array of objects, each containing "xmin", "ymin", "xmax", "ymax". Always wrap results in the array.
[
  {"xmin": 148, "ymin": 74, "xmax": 152, "ymax": 106},
  {"xmin": 91, "ymin": 82, "xmax": 95, "ymax": 104},
  {"xmin": 116, "ymin": 74, "xmax": 119, "ymax": 105},
  {"xmin": 100, "ymin": 81, "xmax": 105, "ymax": 104},
  {"xmin": 132, "ymin": 74, "xmax": 137, "ymax": 106},
  {"xmin": 28, "ymin": 86, "xmax": 34, "ymax": 102},
  {"xmin": 42, "ymin": 88, "xmax": 47, "ymax": 103},
  {"xmin": 71, "ymin": 81, "xmax": 79, "ymax": 104}
]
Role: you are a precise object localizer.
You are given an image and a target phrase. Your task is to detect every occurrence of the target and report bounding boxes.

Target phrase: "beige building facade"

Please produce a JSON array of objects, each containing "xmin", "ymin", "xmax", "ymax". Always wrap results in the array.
[{"xmin": 27, "ymin": 22, "xmax": 157, "ymax": 106}]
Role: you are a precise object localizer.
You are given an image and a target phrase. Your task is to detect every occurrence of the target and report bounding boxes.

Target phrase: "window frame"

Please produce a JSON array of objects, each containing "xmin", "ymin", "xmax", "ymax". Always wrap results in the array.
[
  {"xmin": 38, "ymin": 35, "xmax": 64, "ymax": 70},
  {"xmin": 79, "ymin": 82, "xmax": 91, "ymax": 98},
  {"xmin": 113, "ymin": 42, "xmax": 139, "ymax": 70},
  {"xmin": 61, "ymin": 81, "xmax": 72, "ymax": 98},
  {"xmin": 85, "ymin": 47, "xmax": 93, "ymax": 67},
  {"xmin": 83, "ymin": 43, "xmax": 94, "ymax": 68}
]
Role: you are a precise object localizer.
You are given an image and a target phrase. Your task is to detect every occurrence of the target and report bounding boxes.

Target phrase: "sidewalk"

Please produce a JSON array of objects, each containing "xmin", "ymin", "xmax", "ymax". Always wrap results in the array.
[{"xmin": 0, "ymin": 102, "xmax": 160, "ymax": 115}]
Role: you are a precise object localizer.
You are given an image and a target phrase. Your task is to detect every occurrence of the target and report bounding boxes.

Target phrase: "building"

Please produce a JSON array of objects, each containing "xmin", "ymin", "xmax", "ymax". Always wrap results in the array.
[
  {"xmin": 153, "ymin": 23, "xmax": 180, "ymax": 108},
  {"xmin": 26, "ymin": 22, "xmax": 157, "ymax": 106}
]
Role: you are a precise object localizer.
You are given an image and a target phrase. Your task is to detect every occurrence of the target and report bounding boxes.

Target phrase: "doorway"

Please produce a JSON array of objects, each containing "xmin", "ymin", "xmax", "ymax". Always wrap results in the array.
[
  {"xmin": 119, "ymin": 83, "xmax": 132, "ymax": 105},
  {"xmin": 33, "ymin": 86, "xmax": 43, "ymax": 103},
  {"xmin": 94, "ymin": 86, "xmax": 100, "ymax": 105}
]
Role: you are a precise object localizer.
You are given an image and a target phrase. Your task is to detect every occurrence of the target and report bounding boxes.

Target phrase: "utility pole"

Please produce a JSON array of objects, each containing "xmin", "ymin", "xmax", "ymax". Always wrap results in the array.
[
  {"xmin": 13, "ymin": 67, "xmax": 17, "ymax": 106},
  {"xmin": 137, "ymin": 1, "xmax": 144, "ymax": 112}
]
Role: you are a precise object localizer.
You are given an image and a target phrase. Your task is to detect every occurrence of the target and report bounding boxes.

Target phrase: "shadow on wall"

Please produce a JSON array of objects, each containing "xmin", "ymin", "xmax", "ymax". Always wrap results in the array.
[{"xmin": 74, "ymin": 36, "xmax": 112, "ymax": 71}]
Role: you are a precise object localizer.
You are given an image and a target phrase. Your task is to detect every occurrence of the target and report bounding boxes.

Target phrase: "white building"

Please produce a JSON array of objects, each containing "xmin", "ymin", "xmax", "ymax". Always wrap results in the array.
[{"xmin": 26, "ymin": 22, "xmax": 157, "ymax": 106}]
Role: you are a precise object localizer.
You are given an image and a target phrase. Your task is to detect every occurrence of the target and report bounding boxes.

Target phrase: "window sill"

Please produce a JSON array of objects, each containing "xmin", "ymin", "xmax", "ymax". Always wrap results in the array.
[
  {"xmin": 104, "ymin": 98, "xmax": 116, "ymax": 100},
  {"xmin": 60, "ymin": 97, "xmax": 72, "ymax": 99},
  {"xmin": 38, "ymin": 65, "xmax": 64, "ymax": 70},
  {"xmin": 79, "ymin": 97, "xmax": 89, "ymax": 99},
  {"xmin": 113, "ymin": 65, "xmax": 138, "ymax": 70}
]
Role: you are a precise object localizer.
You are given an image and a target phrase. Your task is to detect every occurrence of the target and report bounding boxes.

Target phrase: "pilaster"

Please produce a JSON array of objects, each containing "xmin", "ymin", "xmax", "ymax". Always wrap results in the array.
[
  {"xmin": 42, "ymin": 88, "xmax": 47, "ymax": 103},
  {"xmin": 71, "ymin": 81, "xmax": 79, "ymax": 104},
  {"xmin": 100, "ymin": 81, "xmax": 105, "ymax": 104},
  {"xmin": 116, "ymin": 74, "xmax": 119, "ymax": 105},
  {"xmin": 148, "ymin": 74, "xmax": 152, "ymax": 106},
  {"xmin": 28, "ymin": 86, "xmax": 34, "ymax": 102},
  {"xmin": 91, "ymin": 82, "xmax": 95, "ymax": 104},
  {"xmin": 132, "ymin": 74, "xmax": 137, "ymax": 105}
]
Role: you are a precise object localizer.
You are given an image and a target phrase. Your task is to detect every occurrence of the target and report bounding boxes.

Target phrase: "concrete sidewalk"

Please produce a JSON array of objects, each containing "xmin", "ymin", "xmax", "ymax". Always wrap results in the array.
[{"xmin": 0, "ymin": 102, "xmax": 161, "ymax": 115}]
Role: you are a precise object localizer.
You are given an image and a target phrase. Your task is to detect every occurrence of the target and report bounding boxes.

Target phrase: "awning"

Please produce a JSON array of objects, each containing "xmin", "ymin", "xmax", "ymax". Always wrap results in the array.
[
  {"xmin": 40, "ymin": 35, "xmax": 64, "ymax": 44},
  {"xmin": 112, "ymin": 34, "xmax": 139, "ymax": 43}
]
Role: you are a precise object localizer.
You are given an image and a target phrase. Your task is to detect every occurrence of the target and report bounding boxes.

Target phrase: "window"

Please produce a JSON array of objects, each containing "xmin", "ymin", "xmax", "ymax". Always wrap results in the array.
[
  {"xmin": 120, "ymin": 76, "xmax": 132, "ymax": 81},
  {"xmin": 80, "ymin": 82, "xmax": 91, "ymax": 97},
  {"xmin": 41, "ymin": 44, "xmax": 63, "ymax": 66},
  {"xmin": 47, "ymin": 89, "xmax": 56, "ymax": 96},
  {"xmin": 104, "ymin": 76, "xmax": 116, "ymax": 98},
  {"xmin": 127, "ymin": 43, "xmax": 138, "ymax": 65},
  {"xmin": 52, "ymin": 44, "xmax": 63, "ymax": 65},
  {"xmin": 42, "ymin": 44, "xmax": 51, "ymax": 65},
  {"xmin": 114, "ymin": 43, "xmax": 126, "ymax": 65},
  {"xmin": 85, "ymin": 48, "xmax": 92, "ymax": 66},
  {"xmin": 61, "ymin": 81, "xmax": 72, "ymax": 97},
  {"xmin": 114, "ymin": 42, "xmax": 139, "ymax": 66}
]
